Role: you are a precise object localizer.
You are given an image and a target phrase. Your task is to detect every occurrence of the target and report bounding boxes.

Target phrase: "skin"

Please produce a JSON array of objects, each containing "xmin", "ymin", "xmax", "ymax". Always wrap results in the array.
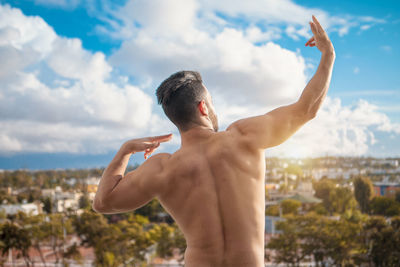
[{"xmin": 93, "ymin": 16, "xmax": 335, "ymax": 266}]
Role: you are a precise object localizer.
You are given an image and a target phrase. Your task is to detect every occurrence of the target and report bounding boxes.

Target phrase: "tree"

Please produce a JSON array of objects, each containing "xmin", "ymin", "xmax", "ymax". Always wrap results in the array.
[
  {"xmin": 152, "ymin": 223, "xmax": 175, "ymax": 258},
  {"xmin": 45, "ymin": 213, "xmax": 74, "ymax": 264},
  {"xmin": 370, "ymin": 196, "xmax": 400, "ymax": 217},
  {"xmin": 361, "ymin": 216, "xmax": 400, "ymax": 266},
  {"xmin": 395, "ymin": 190, "xmax": 400, "ymax": 203},
  {"xmin": 266, "ymin": 215, "xmax": 306, "ymax": 266},
  {"xmin": 330, "ymin": 187, "xmax": 357, "ymax": 214},
  {"xmin": 323, "ymin": 217, "xmax": 361, "ymax": 265},
  {"xmin": 265, "ymin": 205, "xmax": 279, "ymax": 216},
  {"xmin": 314, "ymin": 179, "xmax": 356, "ymax": 215},
  {"xmin": 73, "ymin": 211, "xmax": 154, "ymax": 267},
  {"xmin": 267, "ymin": 214, "xmax": 362, "ymax": 266},
  {"xmin": 118, "ymin": 215, "xmax": 156, "ymax": 266},
  {"xmin": 78, "ymin": 194, "xmax": 91, "ymax": 210},
  {"xmin": 281, "ymin": 199, "xmax": 301, "ymax": 215},
  {"xmin": 42, "ymin": 197, "xmax": 53, "ymax": 214},
  {"xmin": 135, "ymin": 198, "xmax": 170, "ymax": 222},
  {"xmin": 0, "ymin": 221, "xmax": 32, "ymax": 266},
  {"xmin": 172, "ymin": 223, "xmax": 186, "ymax": 262},
  {"xmin": 313, "ymin": 179, "xmax": 335, "ymax": 214},
  {"xmin": 73, "ymin": 210, "xmax": 111, "ymax": 266},
  {"xmin": 353, "ymin": 176, "xmax": 374, "ymax": 213},
  {"xmin": 25, "ymin": 214, "xmax": 52, "ymax": 267}
]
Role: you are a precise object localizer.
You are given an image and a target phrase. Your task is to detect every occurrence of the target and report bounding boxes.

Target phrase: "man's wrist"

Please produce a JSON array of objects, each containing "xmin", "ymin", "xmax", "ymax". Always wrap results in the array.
[
  {"xmin": 120, "ymin": 142, "xmax": 135, "ymax": 155},
  {"xmin": 322, "ymin": 48, "xmax": 335, "ymax": 58}
]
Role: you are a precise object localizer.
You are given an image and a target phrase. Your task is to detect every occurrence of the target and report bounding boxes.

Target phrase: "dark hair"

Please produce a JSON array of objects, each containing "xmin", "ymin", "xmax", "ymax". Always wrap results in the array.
[{"xmin": 156, "ymin": 71, "xmax": 206, "ymax": 131}]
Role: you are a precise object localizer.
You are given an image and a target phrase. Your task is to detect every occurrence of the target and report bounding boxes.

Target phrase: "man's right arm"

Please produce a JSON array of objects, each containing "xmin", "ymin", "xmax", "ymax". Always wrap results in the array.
[{"xmin": 227, "ymin": 15, "xmax": 335, "ymax": 150}]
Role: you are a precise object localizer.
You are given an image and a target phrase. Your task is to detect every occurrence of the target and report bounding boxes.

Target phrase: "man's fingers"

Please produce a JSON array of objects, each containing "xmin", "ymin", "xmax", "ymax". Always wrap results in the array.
[
  {"xmin": 312, "ymin": 15, "xmax": 324, "ymax": 33},
  {"xmin": 147, "ymin": 133, "xmax": 173, "ymax": 142},
  {"xmin": 309, "ymin": 21, "xmax": 318, "ymax": 36},
  {"xmin": 305, "ymin": 36, "xmax": 314, "ymax": 46},
  {"xmin": 144, "ymin": 147, "xmax": 157, "ymax": 159},
  {"xmin": 144, "ymin": 141, "xmax": 160, "ymax": 148}
]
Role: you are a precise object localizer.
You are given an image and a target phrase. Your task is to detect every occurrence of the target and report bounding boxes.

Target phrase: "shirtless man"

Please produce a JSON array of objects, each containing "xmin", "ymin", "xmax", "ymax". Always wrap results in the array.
[{"xmin": 93, "ymin": 16, "xmax": 335, "ymax": 266}]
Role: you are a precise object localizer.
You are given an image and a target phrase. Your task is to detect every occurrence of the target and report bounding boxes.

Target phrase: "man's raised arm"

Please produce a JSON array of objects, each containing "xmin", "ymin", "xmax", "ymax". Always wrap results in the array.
[
  {"xmin": 228, "ymin": 15, "xmax": 335, "ymax": 150},
  {"xmin": 92, "ymin": 134, "xmax": 172, "ymax": 214}
]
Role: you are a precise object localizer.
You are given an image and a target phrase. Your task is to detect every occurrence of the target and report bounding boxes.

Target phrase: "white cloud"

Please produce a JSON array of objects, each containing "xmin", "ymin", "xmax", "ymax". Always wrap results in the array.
[
  {"xmin": 360, "ymin": 25, "xmax": 371, "ymax": 31},
  {"xmin": 380, "ymin": 45, "xmax": 392, "ymax": 52},
  {"xmin": 97, "ymin": 0, "xmax": 383, "ymax": 43},
  {"xmin": 0, "ymin": 4, "xmax": 158, "ymax": 154},
  {"xmin": 108, "ymin": 1, "xmax": 308, "ymax": 107},
  {"xmin": 353, "ymin": 67, "xmax": 360, "ymax": 74},
  {"xmin": 34, "ymin": 0, "xmax": 82, "ymax": 9},
  {"xmin": 245, "ymin": 25, "xmax": 281, "ymax": 43},
  {"xmin": 268, "ymin": 98, "xmax": 400, "ymax": 157}
]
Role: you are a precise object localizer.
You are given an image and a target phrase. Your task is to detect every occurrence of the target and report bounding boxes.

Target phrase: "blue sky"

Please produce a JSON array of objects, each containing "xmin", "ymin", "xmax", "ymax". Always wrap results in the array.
[{"xmin": 0, "ymin": 0, "xmax": 399, "ymax": 169}]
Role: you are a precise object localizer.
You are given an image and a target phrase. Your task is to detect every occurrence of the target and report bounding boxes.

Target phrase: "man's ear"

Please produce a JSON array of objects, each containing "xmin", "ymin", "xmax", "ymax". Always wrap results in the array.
[{"xmin": 198, "ymin": 100, "xmax": 208, "ymax": 116}]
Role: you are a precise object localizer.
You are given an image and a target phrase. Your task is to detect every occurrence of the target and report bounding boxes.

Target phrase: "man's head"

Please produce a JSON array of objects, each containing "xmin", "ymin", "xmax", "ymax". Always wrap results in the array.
[{"xmin": 156, "ymin": 71, "xmax": 218, "ymax": 132}]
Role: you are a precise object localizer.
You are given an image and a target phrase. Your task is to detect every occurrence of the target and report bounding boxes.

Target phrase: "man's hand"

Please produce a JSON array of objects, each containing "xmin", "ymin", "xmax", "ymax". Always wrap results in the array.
[
  {"xmin": 122, "ymin": 133, "xmax": 173, "ymax": 159},
  {"xmin": 305, "ymin": 15, "xmax": 334, "ymax": 54}
]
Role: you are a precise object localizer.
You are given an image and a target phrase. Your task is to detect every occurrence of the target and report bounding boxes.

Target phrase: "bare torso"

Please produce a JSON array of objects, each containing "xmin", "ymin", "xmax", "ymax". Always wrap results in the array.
[{"xmin": 158, "ymin": 130, "xmax": 265, "ymax": 266}]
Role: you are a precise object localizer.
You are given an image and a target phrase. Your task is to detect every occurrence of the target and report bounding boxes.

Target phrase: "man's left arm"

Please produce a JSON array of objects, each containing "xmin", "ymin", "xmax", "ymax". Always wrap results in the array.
[{"xmin": 92, "ymin": 134, "xmax": 172, "ymax": 214}]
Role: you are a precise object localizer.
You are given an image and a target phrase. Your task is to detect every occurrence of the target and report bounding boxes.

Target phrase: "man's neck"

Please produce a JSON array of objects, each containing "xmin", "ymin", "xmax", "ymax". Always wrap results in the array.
[{"xmin": 180, "ymin": 125, "xmax": 215, "ymax": 147}]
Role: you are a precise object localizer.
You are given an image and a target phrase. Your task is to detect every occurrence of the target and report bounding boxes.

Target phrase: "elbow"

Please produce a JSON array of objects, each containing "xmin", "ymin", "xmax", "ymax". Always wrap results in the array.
[
  {"xmin": 298, "ymin": 109, "xmax": 317, "ymax": 123},
  {"xmin": 92, "ymin": 197, "xmax": 109, "ymax": 213},
  {"xmin": 304, "ymin": 104, "xmax": 319, "ymax": 121},
  {"xmin": 92, "ymin": 199, "xmax": 102, "ymax": 213},
  {"xmin": 307, "ymin": 110, "xmax": 317, "ymax": 120},
  {"xmin": 297, "ymin": 100, "xmax": 318, "ymax": 122}
]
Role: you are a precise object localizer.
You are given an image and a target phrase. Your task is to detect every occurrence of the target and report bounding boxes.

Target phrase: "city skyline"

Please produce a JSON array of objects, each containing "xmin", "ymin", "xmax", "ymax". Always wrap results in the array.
[{"xmin": 0, "ymin": 0, "xmax": 399, "ymax": 169}]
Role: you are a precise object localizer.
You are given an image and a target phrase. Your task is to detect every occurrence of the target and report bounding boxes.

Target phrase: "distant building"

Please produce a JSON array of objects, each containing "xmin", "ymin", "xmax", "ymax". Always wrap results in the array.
[
  {"xmin": 0, "ymin": 202, "xmax": 42, "ymax": 215},
  {"xmin": 373, "ymin": 182, "xmax": 400, "ymax": 197},
  {"xmin": 41, "ymin": 186, "xmax": 82, "ymax": 212},
  {"xmin": 310, "ymin": 167, "xmax": 362, "ymax": 180},
  {"xmin": 295, "ymin": 181, "xmax": 314, "ymax": 196},
  {"xmin": 85, "ymin": 177, "xmax": 101, "ymax": 200},
  {"xmin": 371, "ymin": 159, "xmax": 398, "ymax": 167}
]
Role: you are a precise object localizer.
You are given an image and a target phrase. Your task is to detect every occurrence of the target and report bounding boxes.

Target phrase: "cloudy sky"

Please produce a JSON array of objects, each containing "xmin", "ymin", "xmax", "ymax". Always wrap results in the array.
[{"xmin": 0, "ymin": 0, "xmax": 399, "ymax": 169}]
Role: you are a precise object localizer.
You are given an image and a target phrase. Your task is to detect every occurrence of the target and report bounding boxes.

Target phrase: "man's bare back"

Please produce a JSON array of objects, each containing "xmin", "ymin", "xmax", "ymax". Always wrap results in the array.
[
  {"xmin": 93, "ymin": 15, "xmax": 335, "ymax": 267},
  {"xmin": 157, "ymin": 128, "xmax": 266, "ymax": 266}
]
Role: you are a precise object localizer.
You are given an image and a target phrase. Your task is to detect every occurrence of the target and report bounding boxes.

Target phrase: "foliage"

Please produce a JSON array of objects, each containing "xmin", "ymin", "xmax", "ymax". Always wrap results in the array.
[
  {"xmin": 78, "ymin": 193, "xmax": 91, "ymax": 210},
  {"xmin": 313, "ymin": 178, "xmax": 335, "ymax": 214},
  {"xmin": 135, "ymin": 198, "xmax": 173, "ymax": 223},
  {"xmin": 313, "ymin": 179, "xmax": 356, "ymax": 215},
  {"xmin": 360, "ymin": 216, "xmax": 400, "ymax": 266},
  {"xmin": 267, "ymin": 212, "xmax": 400, "ymax": 266},
  {"xmin": 281, "ymin": 199, "xmax": 301, "ymax": 215},
  {"xmin": 71, "ymin": 210, "xmax": 184, "ymax": 266},
  {"xmin": 42, "ymin": 197, "xmax": 53, "ymax": 213},
  {"xmin": 0, "ymin": 221, "xmax": 32, "ymax": 266},
  {"xmin": 267, "ymin": 215, "xmax": 305, "ymax": 266},
  {"xmin": 329, "ymin": 186, "xmax": 357, "ymax": 214},
  {"xmin": 395, "ymin": 189, "xmax": 400, "ymax": 203},
  {"xmin": 353, "ymin": 176, "xmax": 374, "ymax": 213},
  {"xmin": 265, "ymin": 205, "xmax": 280, "ymax": 216},
  {"xmin": 370, "ymin": 196, "xmax": 400, "ymax": 217}
]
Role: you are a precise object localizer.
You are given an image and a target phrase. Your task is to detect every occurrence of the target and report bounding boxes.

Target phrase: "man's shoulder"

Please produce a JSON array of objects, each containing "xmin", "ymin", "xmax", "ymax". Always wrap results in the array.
[
  {"xmin": 226, "ymin": 119, "xmax": 247, "ymax": 136},
  {"xmin": 224, "ymin": 120, "xmax": 263, "ymax": 152},
  {"xmin": 147, "ymin": 153, "xmax": 172, "ymax": 166},
  {"xmin": 138, "ymin": 153, "xmax": 173, "ymax": 185}
]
